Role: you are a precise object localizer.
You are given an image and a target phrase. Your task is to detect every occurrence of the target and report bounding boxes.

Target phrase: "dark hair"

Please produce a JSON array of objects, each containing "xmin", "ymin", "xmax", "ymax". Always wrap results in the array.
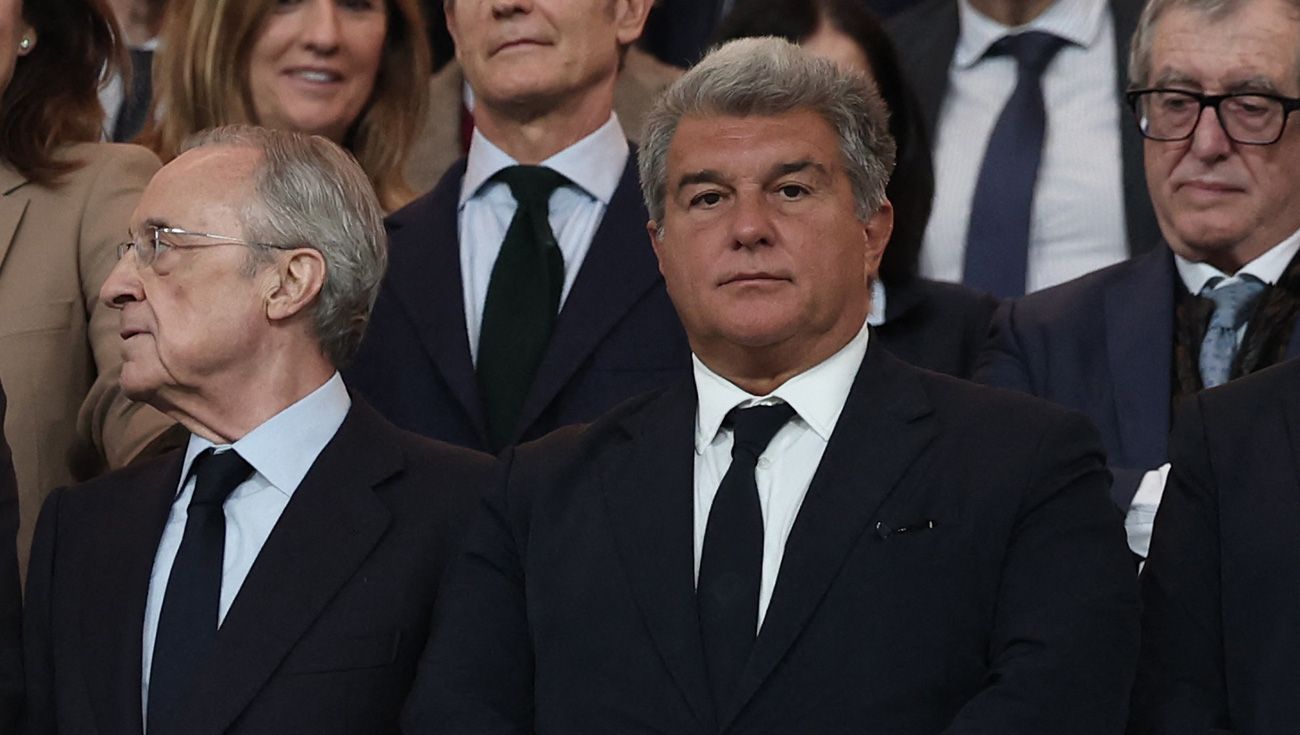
[
  {"xmin": 0, "ymin": 0, "xmax": 121, "ymax": 186},
  {"xmin": 714, "ymin": 0, "xmax": 935, "ymax": 284}
]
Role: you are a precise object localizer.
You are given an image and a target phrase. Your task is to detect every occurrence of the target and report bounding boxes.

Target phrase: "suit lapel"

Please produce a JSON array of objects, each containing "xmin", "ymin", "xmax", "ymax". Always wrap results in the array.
[
  {"xmin": 0, "ymin": 164, "xmax": 30, "ymax": 273},
  {"xmin": 385, "ymin": 163, "xmax": 487, "ymax": 443},
  {"xmin": 603, "ymin": 379, "xmax": 717, "ymax": 732},
  {"xmin": 178, "ymin": 403, "xmax": 397, "ymax": 734},
  {"xmin": 720, "ymin": 347, "xmax": 936, "ymax": 730},
  {"xmin": 510, "ymin": 156, "xmax": 664, "ymax": 444},
  {"xmin": 81, "ymin": 453, "xmax": 183, "ymax": 735},
  {"xmin": 1285, "ymin": 375, "xmax": 1300, "ymax": 485},
  {"xmin": 1104, "ymin": 249, "xmax": 1175, "ymax": 468}
]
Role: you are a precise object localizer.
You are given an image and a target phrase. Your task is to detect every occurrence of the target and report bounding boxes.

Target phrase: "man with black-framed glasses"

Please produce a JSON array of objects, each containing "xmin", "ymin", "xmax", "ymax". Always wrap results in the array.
[{"xmin": 976, "ymin": 0, "xmax": 1300, "ymax": 562}]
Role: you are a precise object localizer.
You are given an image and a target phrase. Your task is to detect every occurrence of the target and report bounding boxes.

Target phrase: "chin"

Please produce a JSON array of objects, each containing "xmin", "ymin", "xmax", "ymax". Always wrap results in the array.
[{"xmin": 118, "ymin": 365, "xmax": 161, "ymax": 404}]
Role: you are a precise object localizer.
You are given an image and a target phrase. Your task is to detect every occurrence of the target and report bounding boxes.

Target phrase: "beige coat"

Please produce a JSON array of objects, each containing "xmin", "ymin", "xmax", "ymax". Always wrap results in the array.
[
  {"xmin": 404, "ymin": 47, "xmax": 684, "ymax": 195},
  {"xmin": 0, "ymin": 142, "xmax": 176, "ymax": 571}
]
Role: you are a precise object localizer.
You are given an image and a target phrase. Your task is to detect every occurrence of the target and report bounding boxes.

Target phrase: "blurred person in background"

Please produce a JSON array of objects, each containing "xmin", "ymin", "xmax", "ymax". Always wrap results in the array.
[
  {"xmin": 0, "ymin": 0, "xmax": 174, "ymax": 573},
  {"xmin": 99, "ymin": 0, "xmax": 165, "ymax": 142},
  {"xmin": 403, "ymin": 33, "xmax": 682, "ymax": 195},
  {"xmin": 715, "ymin": 0, "xmax": 997, "ymax": 378},
  {"xmin": 142, "ymin": 0, "xmax": 431, "ymax": 212}
]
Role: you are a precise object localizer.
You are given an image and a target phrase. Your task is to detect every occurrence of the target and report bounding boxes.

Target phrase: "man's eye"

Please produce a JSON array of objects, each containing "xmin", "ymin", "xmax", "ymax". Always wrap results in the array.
[
  {"xmin": 778, "ymin": 184, "xmax": 808, "ymax": 199},
  {"xmin": 690, "ymin": 192, "xmax": 723, "ymax": 207}
]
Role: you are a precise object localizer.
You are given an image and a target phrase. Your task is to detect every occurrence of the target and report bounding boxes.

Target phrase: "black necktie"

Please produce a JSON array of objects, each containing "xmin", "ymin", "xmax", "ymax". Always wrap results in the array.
[
  {"xmin": 698, "ymin": 402, "xmax": 796, "ymax": 710},
  {"xmin": 148, "ymin": 449, "xmax": 253, "ymax": 735},
  {"xmin": 112, "ymin": 48, "xmax": 153, "ymax": 142},
  {"xmin": 963, "ymin": 31, "xmax": 1069, "ymax": 299},
  {"xmin": 476, "ymin": 165, "xmax": 569, "ymax": 452}
]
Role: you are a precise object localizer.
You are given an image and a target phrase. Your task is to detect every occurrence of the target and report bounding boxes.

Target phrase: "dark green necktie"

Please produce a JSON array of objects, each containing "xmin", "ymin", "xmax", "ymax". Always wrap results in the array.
[{"xmin": 476, "ymin": 165, "xmax": 569, "ymax": 452}]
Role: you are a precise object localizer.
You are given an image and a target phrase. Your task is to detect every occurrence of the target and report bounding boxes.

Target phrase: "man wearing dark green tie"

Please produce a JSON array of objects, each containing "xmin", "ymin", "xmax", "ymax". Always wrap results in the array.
[{"xmin": 349, "ymin": 0, "xmax": 692, "ymax": 453}]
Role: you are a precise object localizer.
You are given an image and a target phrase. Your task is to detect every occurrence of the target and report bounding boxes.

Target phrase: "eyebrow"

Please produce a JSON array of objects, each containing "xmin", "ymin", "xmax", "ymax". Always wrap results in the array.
[
  {"xmin": 673, "ymin": 160, "xmax": 831, "ymax": 196},
  {"xmin": 1150, "ymin": 71, "xmax": 1283, "ymax": 94}
]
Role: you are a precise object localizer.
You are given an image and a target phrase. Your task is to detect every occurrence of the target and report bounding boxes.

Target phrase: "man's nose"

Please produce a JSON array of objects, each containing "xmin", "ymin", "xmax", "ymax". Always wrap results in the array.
[
  {"xmin": 101, "ymin": 255, "xmax": 144, "ymax": 310},
  {"xmin": 729, "ymin": 191, "xmax": 776, "ymax": 250}
]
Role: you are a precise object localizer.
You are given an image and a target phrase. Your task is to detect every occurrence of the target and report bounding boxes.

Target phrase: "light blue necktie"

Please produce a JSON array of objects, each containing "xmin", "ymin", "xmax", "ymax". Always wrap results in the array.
[{"xmin": 1198, "ymin": 275, "xmax": 1266, "ymax": 388}]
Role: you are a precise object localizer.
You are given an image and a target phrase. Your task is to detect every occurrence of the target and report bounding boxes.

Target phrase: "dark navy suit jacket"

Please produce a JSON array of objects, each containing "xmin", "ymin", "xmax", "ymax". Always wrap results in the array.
[
  {"xmin": 887, "ymin": 0, "xmax": 1159, "ymax": 257},
  {"xmin": 0, "ymin": 387, "xmax": 19, "ymax": 732},
  {"xmin": 21, "ymin": 399, "xmax": 492, "ymax": 735},
  {"xmin": 878, "ymin": 276, "xmax": 999, "ymax": 379},
  {"xmin": 406, "ymin": 346, "xmax": 1139, "ymax": 734},
  {"xmin": 347, "ymin": 155, "xmax": 691, "ymax": 453},
  {"xmin": 1130, "ymin": 358, "xmax": 1300, "ymax": 735},
  {"xmin": 973, "ymin": 248, "xmax": 1300, "ymax": 508}
]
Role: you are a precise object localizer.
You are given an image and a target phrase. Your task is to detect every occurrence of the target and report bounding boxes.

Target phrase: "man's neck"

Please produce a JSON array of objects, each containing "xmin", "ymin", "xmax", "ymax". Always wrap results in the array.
[
  {"xmin": 967, "ymin": 0, "xmax": 1056, "ymax": 26},
  {"xmin": 473, "ymin": 90, "xmax": 616, "ymax": 164},
  {"xmin": 161, "ymin": 354, "xmax": 337, "ymax": 445}
]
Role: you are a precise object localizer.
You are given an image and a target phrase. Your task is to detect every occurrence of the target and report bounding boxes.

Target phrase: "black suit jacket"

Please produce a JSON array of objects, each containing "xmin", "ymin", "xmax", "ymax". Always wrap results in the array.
[
  {"xmin": 887, "ymin": 0, "xmax": 1159, "ymax": 257},
  {"xmin": 878, "ymin": 276, "xmax": 999, "ymax": 378},
  {"xmin": 973, "ymin": 248, "xmax": 1300, "ymax": 509},
  {"xmin": 406, "ymin": 346, "xmax": 1139, "ymax": 734},
  {"xmin": 1130, "ymin": 358, "xmax": 1300, "ymax": 735},
  {"xmin": 0, "ymin": 386, "xmax": 19, "ymax": 732},
  {"xmin": 348, "ymin": 155, "xmax": 691, "ymax": 453},
  {"xmin": 21, "ymin": 399, "xmax": 492, "ymax": 735}
]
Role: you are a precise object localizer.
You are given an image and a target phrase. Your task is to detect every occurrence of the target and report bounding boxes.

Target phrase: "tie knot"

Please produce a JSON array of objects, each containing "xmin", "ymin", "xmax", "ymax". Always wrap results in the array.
[
  {"xmin": 1201, "ymin": 275, "xmax": 1267, "ymax": 330},
  {"xmin": 494, "ymin": 165, "xmax": 569, "ymax": 209},
  {"xmin": 989, "ymin": 31, "xmax": 1069, "ymax": 74},
  {"xmin": 189, "ymin": 449, "xmax": 253, "ymax": 507},
  {"xmin": 726, "ymin": 403, "xmax": 796, "ymax": 460}
]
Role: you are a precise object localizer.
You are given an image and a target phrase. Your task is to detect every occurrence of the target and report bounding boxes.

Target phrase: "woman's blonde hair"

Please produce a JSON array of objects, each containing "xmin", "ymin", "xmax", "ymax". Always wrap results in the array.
[{"xmin": 142, "ymin": 0, "xmax": 430, "ymax": 211}]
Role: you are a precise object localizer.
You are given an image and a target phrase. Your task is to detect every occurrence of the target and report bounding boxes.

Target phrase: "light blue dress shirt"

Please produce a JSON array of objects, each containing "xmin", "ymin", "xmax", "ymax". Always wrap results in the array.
[
  {"xmin": 457, "ymin": 114, "xmax": 630, "ymax": 364},
  {"xmin": 140, "ymin": 372, "xmax": 351, "ymax": 721}
]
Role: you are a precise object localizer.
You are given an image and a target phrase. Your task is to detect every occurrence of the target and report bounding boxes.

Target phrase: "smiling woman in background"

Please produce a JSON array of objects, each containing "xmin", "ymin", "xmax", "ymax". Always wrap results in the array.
[
  {"xmin": 0, "ymin": 0, "xmax": 174, "ymax": 573},
  {"xmin": 143, "ymin": 0, "xmax": 430, "ymax": 211}
]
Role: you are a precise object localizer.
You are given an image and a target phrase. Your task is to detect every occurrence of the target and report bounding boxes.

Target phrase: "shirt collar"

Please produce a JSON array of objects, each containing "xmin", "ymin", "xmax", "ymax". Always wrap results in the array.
[
  {"xmin": 459, "ymin": 113, "xmax": 629, "ymax": 208},
  {"xmin": 954, "ymin": 0, "xmax": 1104, "ymax": 68},
  {"xmin": 177, "ymin": 372, "xmax": 352, "ymax": 500},
  {"xmin": 1174, "ymin": 226, "xmax": 1300, "ymax": 294},
  {"xmin": 693, "ymin": 317, "xmax": 871, "ymax": 453}
]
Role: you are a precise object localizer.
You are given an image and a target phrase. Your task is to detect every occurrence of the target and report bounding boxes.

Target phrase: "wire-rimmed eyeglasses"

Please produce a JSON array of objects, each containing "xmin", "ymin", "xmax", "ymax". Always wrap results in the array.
[
  {"xmin": 116, "ymin": 225, "xmax": 301, "ymax": 268},
  {"xmin": 1126, "ymin": 88, "xmax": 1300, "ymax": 145}
]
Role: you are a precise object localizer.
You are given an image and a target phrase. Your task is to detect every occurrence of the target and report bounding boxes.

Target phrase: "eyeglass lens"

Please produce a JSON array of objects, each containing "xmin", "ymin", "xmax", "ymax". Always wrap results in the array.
[{"xmin": 1137, "ymin": 91, "xmax": 1286, "ymax": 144}]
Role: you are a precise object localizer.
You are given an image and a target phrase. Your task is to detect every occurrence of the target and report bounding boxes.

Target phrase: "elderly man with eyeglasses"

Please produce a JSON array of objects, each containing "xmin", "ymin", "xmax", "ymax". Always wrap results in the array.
[
  {"xmin": 973, "ymin": 0, "xmax": 1300, "ymax": 560},
  {"xmin": 20, "ymin": 126, "xmax": 493, "ymax": 735}
]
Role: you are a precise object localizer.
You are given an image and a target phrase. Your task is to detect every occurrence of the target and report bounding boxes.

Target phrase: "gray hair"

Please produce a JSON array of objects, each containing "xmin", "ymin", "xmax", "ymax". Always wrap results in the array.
[
  {"xmin": 1129, "ymin": 0, "xmax": 1300, "ymax": 87},
  {"xmin": 180, "ymin": 125, "xmax": 388, "ymax": 367},
  {"xmin": 638, "ymin": 37, "xmax": 896, "ymax": 228}
]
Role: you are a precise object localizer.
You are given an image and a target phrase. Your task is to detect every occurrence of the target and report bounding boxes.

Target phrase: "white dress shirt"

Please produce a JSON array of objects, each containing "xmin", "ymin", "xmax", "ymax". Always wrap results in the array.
[
  {"xmin": 1125, "ymin": 227, "xmax": 1300, "ymax": 559},
  {"xmin": 458, "ymin": 115, "xmax": 630, "ymax": 363},
  {"xmin": 140, "ymin": 373, "xmax": 351, "ymax": 719},
  {"xmin": 921, "ymin": 0, "xmax": 1129, "ymax": 293},
  {"xmin": 693, "ymin": 318, "xmax": 870, "ymax": 629}
]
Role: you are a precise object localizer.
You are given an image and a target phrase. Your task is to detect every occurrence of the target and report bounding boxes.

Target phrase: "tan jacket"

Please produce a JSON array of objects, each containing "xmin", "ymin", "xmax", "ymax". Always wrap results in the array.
[
  {"xmin": 404, "ymin": 47, "xmax": 684, "ymax": 196},
  {"xmin": 0, "ymin": 142, "xmax": 176, "ymax": 572}
]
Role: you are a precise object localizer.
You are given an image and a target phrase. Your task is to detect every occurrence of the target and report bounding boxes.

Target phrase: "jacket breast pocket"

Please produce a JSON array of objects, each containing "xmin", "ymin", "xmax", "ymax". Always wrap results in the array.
[{"xmin": 281, "ymin": 630, "xmax": 401, "ymax": 675}]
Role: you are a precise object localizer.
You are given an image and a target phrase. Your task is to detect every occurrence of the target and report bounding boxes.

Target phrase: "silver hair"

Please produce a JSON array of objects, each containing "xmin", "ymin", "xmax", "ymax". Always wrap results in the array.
[
  {"xmin": 638, "ymin": 36, "xmax": 896, "ymax": 229},
  {"xmin": 1129, "ymin": 0, "xmax": 1300, "ymax": 87},
  {"xmin": 179, "ymin": 125, "xmax": 388, "ymax": 367}
]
